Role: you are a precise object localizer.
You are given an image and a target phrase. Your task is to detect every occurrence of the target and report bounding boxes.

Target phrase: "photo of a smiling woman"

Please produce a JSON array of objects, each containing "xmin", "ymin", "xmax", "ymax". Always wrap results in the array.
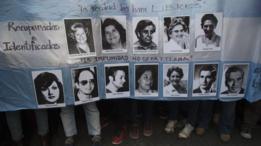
[
  {"xmin": 101, "ymin": 16, "xmax": 127, "ymax": 53},
  {"xmin": 33, "ymin": 71, "xmax": 64, "ymax": 106},
  {"xmin": 64, "ymin": 19, "xmax": 95, "ymax": 57},
  {"xmin": 135, "ymin": 64, "xmax": 158, "ymax": 96}
]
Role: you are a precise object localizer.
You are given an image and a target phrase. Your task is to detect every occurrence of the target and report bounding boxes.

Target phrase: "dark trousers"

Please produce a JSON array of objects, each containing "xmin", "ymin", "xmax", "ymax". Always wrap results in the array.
[
  {"xmin": 130, "ymin": 99, "xmax": 154, "ymax": 126},
  {"xmin": 215, "ymin": 101, "xmax": 237, "ymax": 134},
  {"xmin": 186, "ymin": 100, "xmax": 215, "ymax": 129},
  {"xmin": 241, "ymin": 100, "xmax": 261, "ymax": 129}
]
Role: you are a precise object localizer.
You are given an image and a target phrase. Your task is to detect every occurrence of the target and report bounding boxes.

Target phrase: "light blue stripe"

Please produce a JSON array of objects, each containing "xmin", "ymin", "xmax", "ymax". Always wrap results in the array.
[{"xmin": 0, "ymin": 0, "xmax": 260, "ymax": 21}]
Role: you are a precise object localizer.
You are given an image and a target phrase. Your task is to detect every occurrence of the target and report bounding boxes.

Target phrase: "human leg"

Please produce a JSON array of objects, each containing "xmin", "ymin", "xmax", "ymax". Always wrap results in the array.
[
  {"xmin": 240, "ymin": 100, "xmax": 261, "ymax": 139},
  {"xmin": 142, "ymin": 100, "xmax": 154, "ymax": 137},
  {"xmin": 112, "ymin": 99, "xmax": 129, "ymax": 145},
  {"xmin": 60, "ymin": 106, "xmax": 77, "ymax": 146},
  {"xmin": 178, "ymin": 101, "xmax": 200, "ymax": 138},
  {"xmin": 196, "ymin": 100, "xmax": 215, "ymax": 135},
  {"xmin": 129, "ymin": 99, "xmax": 140, "ymax": 139},
  {"xmin": 219, "ymin": 101, "xmax": 236, "ymax": 142},
  {"xmin": 5, "ymin": 111, "xmax": 24, "ymax": 142},
  {"xmin": 34, "ymin": 109, "xmax": 51, "ymax": 146},
  {"xmin": 165, "ymin": 101, "xmax": 179, "ymax": 134},
  {"xmin": 82, "ymin": 102, "xmax": 101, "ymax": 136},
  {"xmin": 82, "ymin": 102, "xmax": 102, "ymax": 146}
]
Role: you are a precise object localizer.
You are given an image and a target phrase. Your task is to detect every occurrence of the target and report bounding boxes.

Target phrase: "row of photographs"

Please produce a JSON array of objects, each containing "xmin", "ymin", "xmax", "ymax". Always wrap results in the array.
[
  {"xmin": 64, "ymin": 12, "xmax": 223, "ymax": 58},
  {"xmin": 32, "ymin": 63, "xmax": 248, "ymax": 108}
]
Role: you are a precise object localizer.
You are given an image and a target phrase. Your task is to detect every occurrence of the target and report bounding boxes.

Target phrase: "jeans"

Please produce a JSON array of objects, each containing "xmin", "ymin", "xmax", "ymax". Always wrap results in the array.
[
  {"xmin": 186, "ymin": 100, "xmax": 214, "ymax": 129},
  {"xmin": 217, "ymin": 101, "xmax": 237, "ymax": 134},
  {"xmin": 5, "ymin": 109, "xmax": 49, "ymax": 141},
  {"xmin": 60, "ymin": 102, "xmax": 101, "ymax": 137}
]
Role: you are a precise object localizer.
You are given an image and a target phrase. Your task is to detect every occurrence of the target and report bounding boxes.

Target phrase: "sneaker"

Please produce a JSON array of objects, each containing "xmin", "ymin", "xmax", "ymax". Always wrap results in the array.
[
  {"xmin": 220, "ymin": 134, "xmax": 231, "ymax": 142},
  {"xmin": 196, "ymin": 127, "xmax": 205, "ymax": 136},
  {"xmin": 178, "ymin": 123, "xmax": 194, "ymax": 139},
  {"xmin": 240, "ymin": 128, "xmax": 252, "ymax": 139},
  {"xmin": 112, "ymin": 127, "xmax": 126, "ymax": 145},
  {"xmin": 64, "ymin": 136, "xmax": 75, "ymax": 146},
  {"xmin": 164, "ymin": 120, "xmax": 177, "ymax": 134},
  {"xmin": 92, "ymin": 135, "xmax": 102, "ymax": 146},
  {"xmin": 129, "ymin": 125, "xmax": 140, "ymax": 139},
  {"xmin": 143, "ymin": 122, "xmax": 153, "ymax": 137}
]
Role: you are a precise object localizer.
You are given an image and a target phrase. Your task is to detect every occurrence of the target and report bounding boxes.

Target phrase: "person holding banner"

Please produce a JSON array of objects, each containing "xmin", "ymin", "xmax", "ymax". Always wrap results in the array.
[
  {"xmin": 164, "ymin": 66, "xmax": 187, "ymax": 134},
  {"xmin": 216, "ymin": 66, "xmax": 246, "ymax": 142},
  {"xmin": 101, "ymin": 18, "xmax": 126, "ymax": 51},
  {"xmin": 60, "ymin": 68, "xmax": 101, "ymax": 146},
  {"xmin": 178, "ymin": 65, "xmax": 216, "ymax": 139},
  {"xmin": 129, "ymin": 65, "xmax": 157, "ymax": 139},
  {"xmin": 104, "ymin": 66, "xmax": 130, "ymax": 145}
]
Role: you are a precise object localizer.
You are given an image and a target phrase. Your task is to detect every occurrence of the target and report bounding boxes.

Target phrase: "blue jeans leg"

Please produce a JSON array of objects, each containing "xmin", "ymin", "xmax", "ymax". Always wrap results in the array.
[
  {"xmin": 60, "ymin": 106, "xmax": 77, "ymax": 137},
  {"xmin": 219, "ymin": 101, "xmax": 236, "ymax": 134},
  {"xmin": 82, "ymin": 102, "xmax": 101, "ymax": 136}
]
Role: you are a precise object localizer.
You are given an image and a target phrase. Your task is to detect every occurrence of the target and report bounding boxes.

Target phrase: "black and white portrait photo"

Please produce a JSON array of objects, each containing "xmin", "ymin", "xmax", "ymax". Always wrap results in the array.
[
  {"xmin": 32, "ymin": 70, "xmax": 65, "ymax": 108},
  {"xmin": 132, "ymin": 17, "xmax": 159, "ymax": 54},
  {"xmin": 105, "ymin": 63, "xmax": 130, "ymax": 98},
  {"xmin": 193, "ymin": 64, "xmax": 218, "ymax": 96},
  {"xmin": 72, "ymin": 66, "xmax": 99, "ymax": 105},
  {"xmin": 220, "ymin": 64, "xmax": 249, "ymax": 97},
  {"xmin": 164, "ymin": 16, "xmax": 190, "ymax": 54},
  {"xmin": 64, "ymin": 18, "xmax": 96, "ymax": 58},
  {"xmin": 135, "ymin": 64, "xmax": 158, "ymax": 97},
  {"xmin": 163, "ymin": 64, "xmax": 189, "ymax": 97},
  {"xmin": 195, "ymin": 13, "xmax": 223, "ymax": 51},
  {"xmin": 101, "ymin": 16, "xmax": 127, "ymax": 54}
]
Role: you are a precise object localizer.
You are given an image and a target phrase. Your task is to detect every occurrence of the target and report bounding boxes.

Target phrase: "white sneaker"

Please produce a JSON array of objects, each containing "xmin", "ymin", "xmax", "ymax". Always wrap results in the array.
[
  {"xmin": 164, "ymin": 120, "xmax": 177, "ymax": 134},
  {"xmin": 240, "ymin": 131, "xmax": 252, "ymax": 139},
  {"xmin": 178, "ymin": 123, "xmax": 194, "ymax": 139}
]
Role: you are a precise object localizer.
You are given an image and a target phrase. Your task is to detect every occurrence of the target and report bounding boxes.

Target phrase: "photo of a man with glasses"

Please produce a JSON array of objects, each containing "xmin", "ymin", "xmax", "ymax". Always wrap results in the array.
[{"xmin": 72, "ymin": 67, "xmax": 99, "ymax": 104}]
